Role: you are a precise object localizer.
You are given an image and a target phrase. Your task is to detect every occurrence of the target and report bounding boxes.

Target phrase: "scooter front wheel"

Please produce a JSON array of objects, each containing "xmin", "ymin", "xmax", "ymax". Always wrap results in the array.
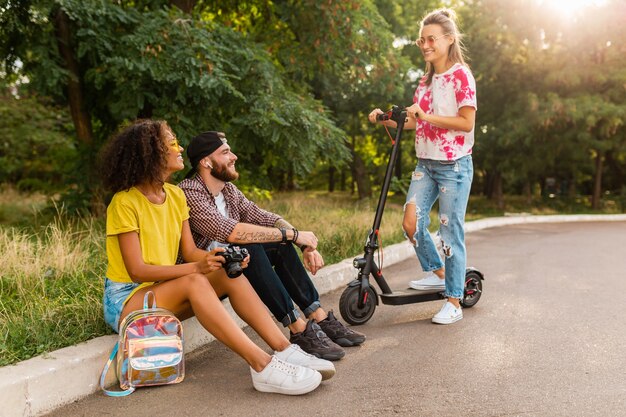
[{"xmin": 339, "ymin": 284, "xmax": 377, "ymax": 326}]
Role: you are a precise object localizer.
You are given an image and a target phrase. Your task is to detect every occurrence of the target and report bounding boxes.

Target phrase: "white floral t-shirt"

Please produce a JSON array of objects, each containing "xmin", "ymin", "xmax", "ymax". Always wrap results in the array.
[{"xmin": 413, "ymin": 63, "xmax": 477, "ymax": 161}]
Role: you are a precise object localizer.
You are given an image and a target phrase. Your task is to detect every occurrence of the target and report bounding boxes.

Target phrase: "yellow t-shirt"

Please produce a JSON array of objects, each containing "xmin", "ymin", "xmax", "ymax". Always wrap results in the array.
[{"xmin": 106, "ymin": 183, "xmax": 190, "ymax": 283}]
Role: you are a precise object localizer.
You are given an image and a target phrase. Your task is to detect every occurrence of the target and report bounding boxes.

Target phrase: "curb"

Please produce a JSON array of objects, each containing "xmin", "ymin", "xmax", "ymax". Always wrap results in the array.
[{"xmin": 2, "ymin": 213, "xmax": 626, "ymax": 416}]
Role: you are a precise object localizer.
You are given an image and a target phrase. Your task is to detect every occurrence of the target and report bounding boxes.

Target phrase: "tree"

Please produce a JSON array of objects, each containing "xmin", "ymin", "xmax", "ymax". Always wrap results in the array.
[{"xmin": 0, "ymin": 0, "xmax": 350, "ymax": 208}]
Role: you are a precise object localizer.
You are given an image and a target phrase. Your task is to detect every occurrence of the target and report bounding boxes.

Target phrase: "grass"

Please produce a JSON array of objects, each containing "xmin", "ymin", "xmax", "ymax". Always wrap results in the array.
[
  {"xmin": 262, "ymin": 191, "xmax": 408, "ymax": 265},
  {"xmin": 0, "ymin": 187, "xmax": 622, "ymax": 366},
  {"xmin": 0, "ymin": 214, "xmax": 111, "ymax": 366},
  {"xmin": 0, "ymin": 185, "xmax": 49, "ymax": 226}
]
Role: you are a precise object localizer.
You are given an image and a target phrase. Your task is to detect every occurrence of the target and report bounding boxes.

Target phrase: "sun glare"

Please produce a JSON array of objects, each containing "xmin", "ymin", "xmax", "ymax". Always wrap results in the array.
[{"xmin": 538, "ymin": 0, "xmax": 608, "ymax": 18}]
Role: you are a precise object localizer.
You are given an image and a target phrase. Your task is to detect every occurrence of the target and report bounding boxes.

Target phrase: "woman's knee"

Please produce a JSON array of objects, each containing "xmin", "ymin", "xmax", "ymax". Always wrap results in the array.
[
  {"xmin": 182, "ymin": 273, "xmax": 215, "ymax": 295},
  {"xmin": 402, "ymin": 220, "xmax": 416, "ymax": 239},
  {"xmin": 402, "ymin": 205, "xmax": 420, "ymax": 239}
]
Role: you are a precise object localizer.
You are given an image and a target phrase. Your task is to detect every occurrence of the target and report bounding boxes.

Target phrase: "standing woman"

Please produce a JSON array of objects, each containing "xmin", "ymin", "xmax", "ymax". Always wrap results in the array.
[
  {"xmin": 368, "ymin": 9, "xmax": 476, "ymax": 325},
  {"xmin": 100, "ymin": 119, "xmax": 335, "ymax": 395}
]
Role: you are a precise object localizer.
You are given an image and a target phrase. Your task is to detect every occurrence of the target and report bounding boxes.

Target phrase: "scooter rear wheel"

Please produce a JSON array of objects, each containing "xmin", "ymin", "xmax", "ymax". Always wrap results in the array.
[
  {"xmin": 339, "ymin": 284, "xmax": 377, "ymax": 326},
  {"xmin": 461, "ymin": 269, "xmax": 483, "ymax": 308}
]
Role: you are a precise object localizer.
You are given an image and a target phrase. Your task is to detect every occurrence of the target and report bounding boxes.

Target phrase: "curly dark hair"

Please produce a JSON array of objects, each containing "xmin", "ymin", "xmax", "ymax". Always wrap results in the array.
[{"xmin": 99, "ymin": 119, "xmax": 171, "ymax": 193}]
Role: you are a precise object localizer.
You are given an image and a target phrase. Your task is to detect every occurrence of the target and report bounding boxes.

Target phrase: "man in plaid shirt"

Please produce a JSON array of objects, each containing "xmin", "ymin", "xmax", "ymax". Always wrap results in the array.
[{"xmin": 179, "ymin": 131, "xmax": 365, "ymax": 361}]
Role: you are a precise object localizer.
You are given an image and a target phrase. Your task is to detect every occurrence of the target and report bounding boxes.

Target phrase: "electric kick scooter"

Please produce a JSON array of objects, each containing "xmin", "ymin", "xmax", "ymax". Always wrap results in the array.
[{"xmin": 338, "ymin": 105, "xmax": 484, "ymax": 325}]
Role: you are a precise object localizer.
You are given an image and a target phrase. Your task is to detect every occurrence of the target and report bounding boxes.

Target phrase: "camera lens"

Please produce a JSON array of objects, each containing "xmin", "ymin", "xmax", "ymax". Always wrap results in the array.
[{"xmin": 226, "ymin": 262, "xmax": 243, "ymax": 278}]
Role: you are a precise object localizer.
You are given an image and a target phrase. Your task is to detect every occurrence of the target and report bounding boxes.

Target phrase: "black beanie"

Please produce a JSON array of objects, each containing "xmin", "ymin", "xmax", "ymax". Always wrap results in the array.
[{"xmin": 185, "ymin": 131, "xmax": 227, "ymax": 178}]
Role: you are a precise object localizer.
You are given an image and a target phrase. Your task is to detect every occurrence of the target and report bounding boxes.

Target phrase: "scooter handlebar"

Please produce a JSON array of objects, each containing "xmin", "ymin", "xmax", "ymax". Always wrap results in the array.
[{"xmin": 375, "ymin": 106, "xmax": 405, "ymax": 123}]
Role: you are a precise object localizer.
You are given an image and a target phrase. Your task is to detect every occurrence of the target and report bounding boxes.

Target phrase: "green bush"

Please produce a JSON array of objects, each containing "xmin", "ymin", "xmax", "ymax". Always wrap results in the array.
[{"xmin": 0, "ymin": 94, "xmax": 77, "ymax": 192}]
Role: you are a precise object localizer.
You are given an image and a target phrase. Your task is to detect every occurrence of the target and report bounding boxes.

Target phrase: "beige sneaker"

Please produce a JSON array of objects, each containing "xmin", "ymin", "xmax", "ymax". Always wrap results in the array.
[{"xmin": 250, "ymin": 356, "xmax": 322, "ymax": 395}]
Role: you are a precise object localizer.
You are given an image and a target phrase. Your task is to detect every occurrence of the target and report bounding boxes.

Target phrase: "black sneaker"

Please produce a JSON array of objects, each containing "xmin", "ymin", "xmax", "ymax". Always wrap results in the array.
[
  {"xmin": 317, "ymin": 310, "xmax": 366, "ymax": 347},
  {"xmin": 289, "ymin": 319, "xmax": 345, "ymax": 361}
]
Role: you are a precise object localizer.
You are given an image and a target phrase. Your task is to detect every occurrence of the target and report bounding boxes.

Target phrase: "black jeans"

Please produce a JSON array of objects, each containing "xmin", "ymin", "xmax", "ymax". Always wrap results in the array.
[{"xmin": 241, "ymin": 242, "xmax": 321, "ymax": 327}]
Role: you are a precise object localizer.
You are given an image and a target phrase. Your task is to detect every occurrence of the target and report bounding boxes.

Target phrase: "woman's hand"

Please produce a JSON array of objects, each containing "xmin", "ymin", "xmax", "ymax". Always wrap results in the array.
[
  {"xmin": 368, "ymin": 108, "xmax": 384, "ymax": 124},
  {"xmin": 406, "ymin": 103, "xmax": 426, "ymax": 121},
  {"xmin": 241, "ymin": 254, "xmax": 250, "ymax": 269},
  {"xmin": 196, "ymin": 248, "xmax": 227, "ymax": 275}
]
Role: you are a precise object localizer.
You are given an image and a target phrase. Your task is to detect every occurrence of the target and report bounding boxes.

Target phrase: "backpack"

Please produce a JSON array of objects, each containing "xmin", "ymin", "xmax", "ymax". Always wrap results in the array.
[{"xmin": 100, "ymin": 291, "xmax": 185, "ymax": 396}]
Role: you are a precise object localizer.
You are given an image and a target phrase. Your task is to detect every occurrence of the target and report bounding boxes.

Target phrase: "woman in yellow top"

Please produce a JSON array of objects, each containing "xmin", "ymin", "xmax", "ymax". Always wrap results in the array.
[{"xmin": 100, "ymin": 119, "xmax": 334, "ymax": 395}]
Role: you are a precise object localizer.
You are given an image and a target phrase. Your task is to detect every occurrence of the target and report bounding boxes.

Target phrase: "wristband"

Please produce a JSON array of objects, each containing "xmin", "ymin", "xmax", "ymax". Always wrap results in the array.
[
  {"xmin": 299, "ymin": 244, "xmax": 309, "ymax": 252},
  {"xmin": 279, "ymin": 228, "xmax": 287, "ymax": 244}
]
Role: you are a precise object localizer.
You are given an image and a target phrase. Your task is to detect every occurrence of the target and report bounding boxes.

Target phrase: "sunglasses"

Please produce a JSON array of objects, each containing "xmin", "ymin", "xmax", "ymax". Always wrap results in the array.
[
  {"xmin": 169, "ymin": 138, "xmax": 181, "ymax": 151},
  {"xmin": 415, "ymin": 33, "xmax": 451, "ymax": 47}
]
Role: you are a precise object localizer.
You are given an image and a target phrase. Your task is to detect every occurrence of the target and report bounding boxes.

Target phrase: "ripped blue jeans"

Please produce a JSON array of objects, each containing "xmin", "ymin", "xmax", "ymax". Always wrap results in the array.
[{"xmin": 404, "ymin": 155, "xmax": 473, "ymax": 299}]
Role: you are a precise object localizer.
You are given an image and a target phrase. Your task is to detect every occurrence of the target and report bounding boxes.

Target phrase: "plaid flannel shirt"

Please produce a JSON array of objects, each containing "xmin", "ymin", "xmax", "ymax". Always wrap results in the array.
[{"xmin": 178, "ymin": 175, "xmax": 281, "ymax": 251}]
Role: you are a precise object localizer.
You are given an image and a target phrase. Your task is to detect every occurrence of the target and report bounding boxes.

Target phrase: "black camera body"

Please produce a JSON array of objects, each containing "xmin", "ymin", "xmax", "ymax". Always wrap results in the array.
[{"xmin": 222, "ymin": 245, "xmax": 249, "ymax": 278}]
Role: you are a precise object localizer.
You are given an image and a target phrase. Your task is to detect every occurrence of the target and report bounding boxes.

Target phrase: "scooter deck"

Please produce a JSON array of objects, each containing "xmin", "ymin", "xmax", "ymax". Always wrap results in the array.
[{"xmin": 379, "ymin": 289, "xmax": 444, "ymax": 305}]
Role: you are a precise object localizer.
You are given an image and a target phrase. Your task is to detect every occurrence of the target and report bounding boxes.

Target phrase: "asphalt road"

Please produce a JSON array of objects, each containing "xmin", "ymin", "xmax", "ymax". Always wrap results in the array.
[{"xmin": 47, "ymin": 221, "xmax": 626, "ymax": 417}]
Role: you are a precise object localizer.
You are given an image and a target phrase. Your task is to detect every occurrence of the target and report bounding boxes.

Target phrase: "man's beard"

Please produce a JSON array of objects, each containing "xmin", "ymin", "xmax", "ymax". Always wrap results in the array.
[{"xmin": 211, "ymin": 162, "xmax": 239, "ymax": 182}]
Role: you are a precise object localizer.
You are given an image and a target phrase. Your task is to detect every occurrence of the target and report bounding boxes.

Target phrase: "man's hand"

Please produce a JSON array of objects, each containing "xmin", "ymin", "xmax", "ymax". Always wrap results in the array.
[
  {"xmin": 295, "ymin": 230, "xmax": 318, "ymax": 250},
  {"xmin": 302, "ymin": 247, "xmax": 324, "ymax": 275}
]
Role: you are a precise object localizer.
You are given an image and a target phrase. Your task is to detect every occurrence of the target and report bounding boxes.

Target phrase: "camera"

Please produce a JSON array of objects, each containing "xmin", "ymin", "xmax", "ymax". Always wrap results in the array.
[{"xmin": 221, "ymin": 245, "xmax": 249, "ymax": 278}]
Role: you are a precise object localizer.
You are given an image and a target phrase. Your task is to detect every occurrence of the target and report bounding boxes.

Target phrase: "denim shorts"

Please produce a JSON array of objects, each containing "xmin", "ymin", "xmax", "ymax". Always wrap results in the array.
[{"xmin": 103, "ymin": 278, "xmax": 140, "ymax": 333}]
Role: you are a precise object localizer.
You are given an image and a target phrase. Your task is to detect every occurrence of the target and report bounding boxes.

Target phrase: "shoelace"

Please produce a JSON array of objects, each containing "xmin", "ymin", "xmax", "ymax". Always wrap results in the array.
[
  {"xmin": 314, "ymin": 325, "xmax": 335, "ymax": 345},
  {"xmin": 270, "ymin": 357, "xmax": 300, "ymax": 376},
  {"xmin": 305, "ymin": 323, "xmax": 332, "ymax": 348},
  {"xmin": 322, "ymin": 317, "xmax": 356, "ymax": 336},
  {"xmin": 292, "ymin": 344, "xmax": 317, "ymax": 360}
]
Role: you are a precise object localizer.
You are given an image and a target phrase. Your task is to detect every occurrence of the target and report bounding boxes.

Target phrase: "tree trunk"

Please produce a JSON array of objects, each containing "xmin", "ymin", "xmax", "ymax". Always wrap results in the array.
[
  {"xmin": 493, "ymin": 172, "xmax": 504, "ymax": 210},
  {"xmin": 340, "ymin": 169, "xmax": 346, "ymax": 192},
  {"xmin": 286, "ymin": 166, "xmax": 295, "ymax": 191},
  {"xmin": 328, "ymin": 166, "xmax": 335, "ymax": 192},
  {"xmin": 54, "ymin": 9, "xmax": 93, "ymax": 145},
  {"xmin": 351, "ymin": 151, "xmax": 371, "ymax": 199},
  {"xmin": 348, "ymin": 139, "xmax": 371, "ymax": 199},
  {"xmin": 523, "ymin": 180, "xmax": 532, "ymax": 205},
  {"xmin": 487, "ymin": 170, "xmax": 504, "ymax": 209},
  {"xmin": 591, "ymin": 151, "xmax": 604, "ymax": 210},
  {"xmin": 170, "ymin": 0, "xmax": 197, "ymax": 13},
  {"xmin": 568, "ymin": 173, "xmax": 577, "ymax": 198}
]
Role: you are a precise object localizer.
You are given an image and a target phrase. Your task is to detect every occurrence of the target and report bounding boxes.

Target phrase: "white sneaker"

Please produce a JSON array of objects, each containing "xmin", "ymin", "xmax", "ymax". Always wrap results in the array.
[
  {"xmin": 409, "ymin": 272, "xmax": 445, "ymax": 291},
  {"xmin": 250, "ymin": 356, "xmax": 322, "ymax": 395},
  {"xmin": 275, "ymin": 344, "xmax": 336, "ymax": 380},
  {"xmin": 431, "ymin": 302, "xmax": 463, "ymax": 325}
]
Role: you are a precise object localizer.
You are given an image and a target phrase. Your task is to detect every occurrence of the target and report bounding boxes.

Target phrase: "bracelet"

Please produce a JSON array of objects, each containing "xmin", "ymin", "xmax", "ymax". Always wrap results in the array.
[
  {"xmin": 292, "ymin": 228, "xmax": 299, "ymax": 244},
  {"xmin": 279, "ymin": 228, "xmax": 287, "ymax": 244},
  {"xmin": 299, "ymin": 244, "xmax": 309, "ymax": 252}
]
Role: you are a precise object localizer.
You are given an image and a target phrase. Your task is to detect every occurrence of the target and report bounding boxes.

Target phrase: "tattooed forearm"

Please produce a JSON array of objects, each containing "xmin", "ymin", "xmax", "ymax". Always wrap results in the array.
[
  {"xmin": 235, "ymin": 230, "xmax": 282, "ymax": 242},
  {"xmin": 274, "ymin": 218, "xmax": 294, "ymax": 230}
]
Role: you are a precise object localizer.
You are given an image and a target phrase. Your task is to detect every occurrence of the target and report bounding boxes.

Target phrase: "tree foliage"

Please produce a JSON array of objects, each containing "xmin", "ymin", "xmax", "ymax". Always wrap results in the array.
[
  {"xmin": 1, "ymin": 0, "xmax": 351, "ymax": 200},
  {"xmin": 1, "ymin": 0, "xmax": 625, "ymax": 208},
  {"xmin": 461, "ymin": 0, "xmax": 626, "ymax": 208},
  {"xmin": 0, "ymin": 92, "xmax": 75, "ymax": 190}
]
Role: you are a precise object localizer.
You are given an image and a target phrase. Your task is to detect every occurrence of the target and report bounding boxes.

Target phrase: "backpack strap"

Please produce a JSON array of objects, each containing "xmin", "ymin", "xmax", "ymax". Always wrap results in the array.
[
  {"xmin": 143, "ymin": 291, "xmax": 157, "ymax": 310},
  {"xmin": 100, "ymin": 343, "xmax": 135, "ymax": 397}
]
